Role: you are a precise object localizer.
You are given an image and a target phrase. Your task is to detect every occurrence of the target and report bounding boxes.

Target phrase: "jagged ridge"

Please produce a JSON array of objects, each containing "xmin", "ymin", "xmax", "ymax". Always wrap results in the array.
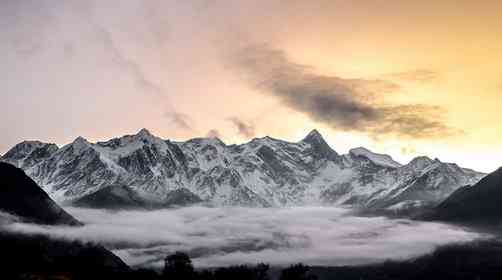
[{"xmin": 1, "ymin": 129, "xmax": 485, "ymax": 210}]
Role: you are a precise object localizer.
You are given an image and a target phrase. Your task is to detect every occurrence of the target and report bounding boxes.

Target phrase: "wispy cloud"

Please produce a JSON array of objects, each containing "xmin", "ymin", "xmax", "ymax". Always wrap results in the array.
[
  {"xmin": 206, "ymin": 129, "xmax": 221, "ymax": 139},
  {"xmin": 93, "ymin": 26, "xmax": 166, "ymax": 97},
  {"xmin": 227, "ymin": 117, "xmax": 255, "ymax": 138},
  {"xmin": 165, "ymin": 112, "xmax": 193, "ymax": 131},
  {"xmin": 400, "ymin": 145, "xmax": 417, "ymax": 156},
  {"xmin": 232, "ymin": 45, "xmax": 457, "ymax": 139},
  {"xmin": 497, "ymin": 80, "xmax": 502, "ymax": 94},
  {"xmin": 384, "ymin": 69, "xmax": 440, "ymax": 84}
]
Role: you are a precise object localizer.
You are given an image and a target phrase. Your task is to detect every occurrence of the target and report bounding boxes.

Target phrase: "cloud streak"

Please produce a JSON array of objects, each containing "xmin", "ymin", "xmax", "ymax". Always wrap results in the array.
[
  {"xmin": 166, "ymin": 112, "xmax": 193, "ymax": 131},
  {"xmin": 93, "ymin": 25, "xmax": 167, "ymax": 98},
  {"xmin": 232, "ymin": 45, "xmax": 456, "ymax": 139},
  {"xmin": 2, "ymin": 207, "xmax": 482, "ymax": 268},
  {"xmin": 384, "ymin": 69, "xmax": 440, "ymax": 84},
  {"xmin": 227, "ymin": 117, "xmax": 255, "ymax": 138}
]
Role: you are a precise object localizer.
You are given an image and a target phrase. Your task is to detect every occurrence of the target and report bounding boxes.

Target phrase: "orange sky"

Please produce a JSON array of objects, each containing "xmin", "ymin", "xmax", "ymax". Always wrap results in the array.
[{"xmin": 1, "ymin": 0, "xmax": 502, "ymax": 172}]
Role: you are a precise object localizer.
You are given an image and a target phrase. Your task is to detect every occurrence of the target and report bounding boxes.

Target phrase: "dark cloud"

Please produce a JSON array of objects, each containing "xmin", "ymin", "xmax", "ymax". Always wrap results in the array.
[
  {"xmin": 227, "ymin": 117, "xmax": 255, "ymax": 138},
  {"xmin": 376, "ymin": 105, "xmax": 461, "ymax": 139},
  {"xmin": 165, "ymin": 112, "xmax": 193, "ymax": 130},
  {"xmin": 206, "ymin": 129, "xmax": 221, "ymax": 138},
  {"xmin": 232, "ymin": 45, "xmax": 456, "ymax": 139}
]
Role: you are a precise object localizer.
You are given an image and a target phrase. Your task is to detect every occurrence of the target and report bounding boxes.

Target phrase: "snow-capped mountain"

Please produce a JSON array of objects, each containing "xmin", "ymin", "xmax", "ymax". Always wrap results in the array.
[{"xmin": 1, "ymin": 129, "xmax": 485, "ymax": 210}]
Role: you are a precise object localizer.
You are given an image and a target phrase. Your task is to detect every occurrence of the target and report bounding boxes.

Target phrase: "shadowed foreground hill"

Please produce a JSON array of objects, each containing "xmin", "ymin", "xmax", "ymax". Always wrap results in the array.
[
  {"xmin": 308, "ymin": 240, "xmax": 502, "ymax": 280},
  {"xmin": 427, "ymin": 167, "xmax": 502, "ymax": 224},
  {"xmin": 0, "ymin": 162, "xmax": 80, "ymax": 226},
  {"xmin": 0, "ymin": 231, "xmax": 130, "ymax": 279},
  {"xmin": 72, "ymin": 184, "xmax": 148, "ymax": 209},
  {"xmin": 0, "ymin": 162, "xmax": 131, "ymax": 278},
  {"xmin": 73, "ymin": 185, "xmax": 202, "ymax": 210}
]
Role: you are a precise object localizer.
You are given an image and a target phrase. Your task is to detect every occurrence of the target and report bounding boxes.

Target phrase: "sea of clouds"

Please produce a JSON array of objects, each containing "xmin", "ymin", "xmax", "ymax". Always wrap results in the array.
[{"xmin": 3, "ymin": 207, "xmax": 482, "ymax": 268}]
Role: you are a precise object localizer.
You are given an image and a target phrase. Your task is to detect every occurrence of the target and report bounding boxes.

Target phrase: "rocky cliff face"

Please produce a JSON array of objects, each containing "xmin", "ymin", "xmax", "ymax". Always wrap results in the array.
[{"xmin": 1, "ymin": 129, "xmax": 485, "ymax": 210}]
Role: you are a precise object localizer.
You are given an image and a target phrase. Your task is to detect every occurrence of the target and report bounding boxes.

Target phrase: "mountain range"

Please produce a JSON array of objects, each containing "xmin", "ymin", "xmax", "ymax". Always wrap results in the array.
[
  {"xmin": 1, "ymin": 129, "xmax": 485, "ymax": 211},
  {"xmin": 2, "ymin": 159, "xmax": 502, "ymax": 280}
]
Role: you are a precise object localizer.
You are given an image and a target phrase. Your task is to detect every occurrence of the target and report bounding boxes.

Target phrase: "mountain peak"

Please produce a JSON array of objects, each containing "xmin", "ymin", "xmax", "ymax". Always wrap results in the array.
[
  {"xmin": 349, "ymin": 147, "xmax": 402, "ymax": 168},
  {"xmin": 186, "ymin": 136, "xmax": 226, "ymax": 147},
  {"xmin": 349, "ymin": 147, "xmax": 371, "ymax": 155},
  {"xmin": 302, "ymin": 129, "xmax": 324, "ymax": 143},
  {"xmin": 73, "ymin": 136, "xmax": 89, "ymax": 145},
  {"xmin": 132, "ymin": 128, "xmax": 160, "ymax": 143},
  {"xmin": 19, "ymin": 140, "xmax": 46, "ymax": 147},
  {"xmin": 137, "ymin": 128, "xmax": 153, "ymax": 137},
  {"xmin": 69, "ymin": 136, "xmax": 91, "ymax": 153},
  {"xmin": 3, "ymin": 141, "xmax": 51, "ymax": 156},
  {"xmin": 1, "ymin": 141, "xmax": 58, "ymax": 168},
  {"xmin": 300, "ymin": 129, "xmax": 339, "ymax": 159},
  {"xmin": 407, "ymin": 156, "xmax": 434, "ymax": 170}
]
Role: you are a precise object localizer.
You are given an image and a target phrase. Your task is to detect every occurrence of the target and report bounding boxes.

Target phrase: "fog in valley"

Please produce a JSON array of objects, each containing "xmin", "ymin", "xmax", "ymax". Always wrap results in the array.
[{"xmin": 3, "ymin": 207, "xmax": 483, "ymax": 268}]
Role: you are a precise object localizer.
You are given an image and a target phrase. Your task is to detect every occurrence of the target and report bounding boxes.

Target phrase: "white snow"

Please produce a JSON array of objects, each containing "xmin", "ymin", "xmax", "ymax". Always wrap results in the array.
[
  {"xmin": 0, "ymin": 129, "xmax": 486, "ymax": 209},
  {"xmin": 349, "ymin": 147, "xmax": 402, "ymax": 168}
]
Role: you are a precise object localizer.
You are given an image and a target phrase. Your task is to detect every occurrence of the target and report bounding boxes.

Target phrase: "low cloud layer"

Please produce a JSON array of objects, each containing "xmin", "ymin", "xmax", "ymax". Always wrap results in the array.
[
  {"xmin": 233, "ymin": 45, "xmax": 456, "ymax": 139},
  {"xmin": 3, "ymin": 207, "xmax": 481, "ymax": 268}
]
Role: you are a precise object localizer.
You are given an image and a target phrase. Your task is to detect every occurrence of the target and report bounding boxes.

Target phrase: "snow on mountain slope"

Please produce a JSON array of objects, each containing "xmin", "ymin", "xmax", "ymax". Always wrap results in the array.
[
  {"xmin": 348, "ymin": 147, "xmax": 402, "ymax": 168},
  {"xmin": 2, "ymin": 141, "xmax": 58, "ymax": 170},
  {"xmin": 1, "ymin": 129, "xmax": 486, "ymax": 210}
]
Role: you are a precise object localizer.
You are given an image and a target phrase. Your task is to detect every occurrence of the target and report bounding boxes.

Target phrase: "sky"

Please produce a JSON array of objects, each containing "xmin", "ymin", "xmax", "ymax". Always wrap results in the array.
[{"xmin": 1, "ymin": 0, "xmax": 502, "ymax": 172}]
